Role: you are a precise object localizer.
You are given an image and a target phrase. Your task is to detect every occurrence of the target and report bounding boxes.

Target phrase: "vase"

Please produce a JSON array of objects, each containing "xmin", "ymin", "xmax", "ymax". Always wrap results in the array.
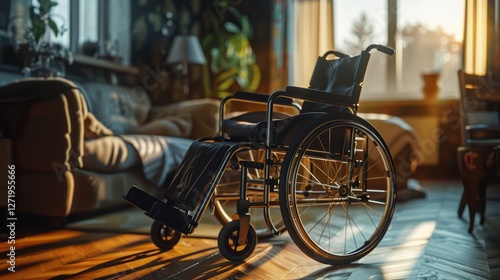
[{"xmin": 421, "ymin": 72, "xmax": 440, "ymax": 100}]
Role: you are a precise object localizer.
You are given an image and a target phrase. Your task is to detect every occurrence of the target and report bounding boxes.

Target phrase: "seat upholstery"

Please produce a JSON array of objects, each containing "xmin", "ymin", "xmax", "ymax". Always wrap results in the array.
[{"xmin": 223, "ymin": 112, "xmax": 326, "ymax": 145}]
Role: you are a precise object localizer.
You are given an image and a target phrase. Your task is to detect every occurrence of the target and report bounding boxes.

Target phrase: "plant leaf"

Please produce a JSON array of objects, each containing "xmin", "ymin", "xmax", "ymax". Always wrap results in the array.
[
  {"xmin": 32, "ymin": 22, "xmax": 45, "ymax": 44},
  {"xmin": 215, "ymin": 68, "xmax": 238, "ymax": 84},
  {"xmin": 240, "ymin": 15, "xmax": 253, "ymax": 38},
  {"xmin": 216, "ymin": 91, "xmax": 232, "ymax": 99},
  {"xmin": 48, "ymin": 18, "xmax": 59, "ymax": 37},
  {"xmin": 224, "ymin": 22, "xmax": 240, "ymax": 34},
  {"xmin": 39, "ymin": 0, "xmax": 58, "ymax": 14},
  {"xmin": 248, "ymin": 64, "xmax": 261, "ymax": 91},
  {"xmin": 216, "ymin": 69, "xmax": 237, "ymax": 90}
]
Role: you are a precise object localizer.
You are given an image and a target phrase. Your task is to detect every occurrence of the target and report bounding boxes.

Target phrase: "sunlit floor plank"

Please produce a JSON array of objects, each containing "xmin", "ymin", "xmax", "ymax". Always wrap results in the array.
[{"xmin": 0, "ymin": 180, "xmax": 498, "ymax": 279}]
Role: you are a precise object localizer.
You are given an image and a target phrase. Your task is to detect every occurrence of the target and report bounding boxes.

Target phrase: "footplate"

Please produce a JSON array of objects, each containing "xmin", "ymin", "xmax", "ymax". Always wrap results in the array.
[
  {"xmin": 122, "ymin": 185, "xmax": 158, "ymax": 211},
  {"xmin": 123, "ymin": 186, "xmax": 196, "ymax": 235}
]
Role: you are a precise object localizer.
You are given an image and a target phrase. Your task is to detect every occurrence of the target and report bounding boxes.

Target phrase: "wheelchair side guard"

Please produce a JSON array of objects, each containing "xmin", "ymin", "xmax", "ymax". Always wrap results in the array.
[
  {"xmin": 165, "ymin": 141, "xmax": 234, "ymax": 211},
  {"xmin": 124, "ymin": 140, "xmax": 249, "ymax": 235}
]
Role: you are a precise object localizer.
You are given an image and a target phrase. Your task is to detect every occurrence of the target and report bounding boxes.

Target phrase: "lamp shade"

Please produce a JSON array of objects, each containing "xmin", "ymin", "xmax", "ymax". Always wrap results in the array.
[{"xmin": 166, "ymin": 35, "xmax": 206, "ymax": 65}]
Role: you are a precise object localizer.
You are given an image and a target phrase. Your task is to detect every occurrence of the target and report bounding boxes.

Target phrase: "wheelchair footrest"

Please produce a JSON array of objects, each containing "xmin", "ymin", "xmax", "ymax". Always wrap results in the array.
[
  {"xmin": 123, "ymin": 186, "xmax": 196, "ymax": 235},
  {"xmin": 123, "ymin": 185, "xmax": 158, "ymax": 211},
  {"xmin": 146, "ymin": 200, "xmax": 195, "ymax": 235}
]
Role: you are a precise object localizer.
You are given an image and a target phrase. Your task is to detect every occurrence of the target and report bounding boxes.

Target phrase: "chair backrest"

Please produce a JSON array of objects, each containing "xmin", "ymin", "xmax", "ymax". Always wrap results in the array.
[
  {"xmin": 457, "ymin": 69, "xmax": 500, "ymax": 146},
  {"xmin": 301, "ymin": 50, "xmax": 371, "ymax": 114}
]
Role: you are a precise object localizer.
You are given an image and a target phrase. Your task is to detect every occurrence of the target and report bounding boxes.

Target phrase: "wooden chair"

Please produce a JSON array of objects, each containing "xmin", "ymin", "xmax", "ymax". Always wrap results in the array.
[{"xmin": 456, "ymin": 70, "xmax": 500, "ymax": 233}]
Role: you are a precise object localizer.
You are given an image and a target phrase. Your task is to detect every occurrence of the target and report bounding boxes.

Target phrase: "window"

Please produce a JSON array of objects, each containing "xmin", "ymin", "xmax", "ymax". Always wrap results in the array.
[
  {"xmin": 24, "ymin": 0, "xmax": 130, "ymax": 64},
  {"xmin": 397, "ymin": 0, "xmax": 463, "ymax": 99},
  {"xmin": 332, "ymin": 0, "xmax": 464, "ymax": 100},
  {"xmin": 78, "ymin": 0, "xmax": 98, "ymax": 47},
  {"xmin": 333, "ymin": 0, "xmax": 388, "ymax": 98},
  {"xmin": 31, "ymin": 0, "xmax": 70, "ymax": 48}
]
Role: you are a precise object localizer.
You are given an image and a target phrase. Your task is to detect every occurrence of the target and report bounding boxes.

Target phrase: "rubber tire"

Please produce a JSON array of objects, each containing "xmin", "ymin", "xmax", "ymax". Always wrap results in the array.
[
  {"xmin": 217, "ymin": 220, "xmax": 257, "ymax": 262},
  {"xmin": 150, "ymin": 221, "xmax": 182, "ymax": 250},
  {"xmin": 279, "ymin": 113, "xmax": 397, "ymax": 265}
]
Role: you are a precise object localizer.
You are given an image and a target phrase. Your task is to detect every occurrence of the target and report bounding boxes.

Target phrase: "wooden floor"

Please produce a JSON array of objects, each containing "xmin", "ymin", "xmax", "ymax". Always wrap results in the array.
[{"xmin": 1, "ymin": 180, "xmax": 499, "ymax": 279}]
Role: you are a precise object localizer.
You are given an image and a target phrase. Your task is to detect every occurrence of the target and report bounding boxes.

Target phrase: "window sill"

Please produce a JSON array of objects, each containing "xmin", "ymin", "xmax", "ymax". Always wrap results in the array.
[
  {"xmin": 72, "ymin": 55, "xmax": 139, "ymax": 76},
  {"xmin": 359, "ymin": 98, "xmax": 459, "ymax": 116}
]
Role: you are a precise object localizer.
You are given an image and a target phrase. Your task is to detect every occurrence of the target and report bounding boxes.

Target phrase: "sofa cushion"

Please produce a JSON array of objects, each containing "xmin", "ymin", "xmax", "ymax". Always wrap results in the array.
[
  {"xmin": 71, "ymin": 168, "xmax": 164, "ymax": 214},
  {"xmin": 147, "ymin": 98, "xmax": 219, "ymax": 139},
  {"xmin": 135, "ymin": 114, "xmax": 192, "ymax": 137},
  {"xmin": 79, "ymin": 82, "xmax": 151, "ymax": 135}
]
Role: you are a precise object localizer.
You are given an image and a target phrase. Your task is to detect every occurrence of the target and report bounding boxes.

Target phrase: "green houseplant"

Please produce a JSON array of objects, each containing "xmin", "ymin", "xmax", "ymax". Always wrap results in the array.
[
  {"xmin": 9, "ymin": 0, "xmax": 71, "ymax": 76},
  {"xmin": 29, "ymin": 0, "xmax": 63, "ymax": 48},
  {"xmin": 202, "ymin": 5, "xmax": 261, "ymax": 99}
]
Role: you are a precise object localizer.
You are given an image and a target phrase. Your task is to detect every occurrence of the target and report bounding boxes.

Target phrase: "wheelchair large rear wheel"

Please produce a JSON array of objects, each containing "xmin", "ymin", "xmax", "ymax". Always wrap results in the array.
[
  {"xmin": 212, "ymin": 150, "xmax": 286, "ymax": 239},
  {"xmin": 279, "ymin": 113, "xmax": 397, "ymax": 265}
]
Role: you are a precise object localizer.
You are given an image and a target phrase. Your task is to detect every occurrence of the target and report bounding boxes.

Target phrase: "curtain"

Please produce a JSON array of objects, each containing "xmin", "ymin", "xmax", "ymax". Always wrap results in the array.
[
  {"xmin": 462, "ymin": 0, "xmax": 500, "ymax": 77},
  {"xmin": 289, "ymin": 0, "xmax": 334, "ymax": 87},
  {"xmin": 463, "ymin": 0, "xmax": 489, "ymax": 75}
]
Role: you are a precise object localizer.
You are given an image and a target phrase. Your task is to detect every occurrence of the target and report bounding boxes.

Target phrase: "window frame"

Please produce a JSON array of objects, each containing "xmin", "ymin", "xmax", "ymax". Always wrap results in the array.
[{"xmin": 68, "ymin": 0, "xmax": 108, "ymax": 54}]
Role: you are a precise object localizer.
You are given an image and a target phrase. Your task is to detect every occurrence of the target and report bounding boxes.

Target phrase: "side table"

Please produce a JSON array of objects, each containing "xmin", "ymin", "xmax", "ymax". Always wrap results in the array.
[{"xmin": 457, "ymin": 146, "xmax": 498, "ymax": 233}]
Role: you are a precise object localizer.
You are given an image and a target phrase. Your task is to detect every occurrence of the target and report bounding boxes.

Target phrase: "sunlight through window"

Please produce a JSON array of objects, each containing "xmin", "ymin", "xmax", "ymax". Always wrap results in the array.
[{"xmin": 333, "ymin": 0, "xmax": 464, "ymax": 100}]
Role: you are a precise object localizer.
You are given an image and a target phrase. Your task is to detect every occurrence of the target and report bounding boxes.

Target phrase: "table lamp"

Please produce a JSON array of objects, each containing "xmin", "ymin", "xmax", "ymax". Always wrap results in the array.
[{"xmin": 166, "ymin": 35, "xmax": 206, "ymax": 98}]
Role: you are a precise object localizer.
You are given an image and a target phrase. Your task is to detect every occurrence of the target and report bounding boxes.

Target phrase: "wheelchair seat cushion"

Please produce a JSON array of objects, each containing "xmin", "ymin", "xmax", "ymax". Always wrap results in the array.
[{"xmin": 223, "ymin": 112, "xmax": 326, "ymax": 145}]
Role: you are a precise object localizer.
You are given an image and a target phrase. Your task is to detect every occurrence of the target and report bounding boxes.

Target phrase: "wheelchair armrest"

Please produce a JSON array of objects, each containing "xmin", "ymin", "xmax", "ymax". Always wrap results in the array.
[
  {"xmin": 284, "ymin": 86, "xmax": 355, "ymax": 109},
  {"xmin": 234, "ymin": 91, "xmax": 297, "ymax": 107},
  {"xmin": 218, "ymin": 91, "xmax": 301, "ymax": 136}
]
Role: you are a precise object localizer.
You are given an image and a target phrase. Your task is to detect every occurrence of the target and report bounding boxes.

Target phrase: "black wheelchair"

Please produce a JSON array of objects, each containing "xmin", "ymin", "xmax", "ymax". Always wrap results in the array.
[{"xmin": 124, "ymin": 44, "xmax": 397, "ymax": 265}]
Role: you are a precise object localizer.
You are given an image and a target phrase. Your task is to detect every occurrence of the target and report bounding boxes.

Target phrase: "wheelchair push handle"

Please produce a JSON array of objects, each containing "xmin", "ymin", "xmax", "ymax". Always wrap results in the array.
[
  {"xmin": 322, "ymin": 50, "xmax": 349, "ymax": 59},
  {"xmin": 365, "ymin": 44, "xmax": 395, "ymax": 56},
  {"xmin": 324, "ymin": 44, "xmax": 395, "ymax": 58}
]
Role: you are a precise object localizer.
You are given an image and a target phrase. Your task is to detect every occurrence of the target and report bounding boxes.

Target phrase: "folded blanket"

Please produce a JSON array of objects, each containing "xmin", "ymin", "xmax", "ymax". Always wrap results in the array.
[{"xmin": 121, "ymin": 135, "xmax": 193, "ymax": 188}]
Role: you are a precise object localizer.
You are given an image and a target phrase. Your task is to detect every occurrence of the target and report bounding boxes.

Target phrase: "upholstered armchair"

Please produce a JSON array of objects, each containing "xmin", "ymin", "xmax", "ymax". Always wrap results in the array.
[{"xmin": 0, "ymin": 77, "xmax": 219, "ymax": 220}]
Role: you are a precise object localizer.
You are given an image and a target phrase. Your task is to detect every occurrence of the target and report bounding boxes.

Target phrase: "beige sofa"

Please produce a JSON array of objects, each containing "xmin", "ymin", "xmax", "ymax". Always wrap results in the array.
[{"xmin": 0, "ymin": 77, "xmax": 219, "ymax": 219}]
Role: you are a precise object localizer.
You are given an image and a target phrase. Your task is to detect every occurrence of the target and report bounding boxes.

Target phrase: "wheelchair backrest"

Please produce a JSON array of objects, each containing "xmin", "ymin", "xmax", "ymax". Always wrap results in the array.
[{"xmin": 301, "ymin": 50, "xmax": 371, "ymax": 114}]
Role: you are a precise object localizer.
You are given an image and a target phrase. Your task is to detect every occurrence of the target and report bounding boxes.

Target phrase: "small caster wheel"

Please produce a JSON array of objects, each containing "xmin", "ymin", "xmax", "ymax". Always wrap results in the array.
[
  {"xmin": 218, "ymin": 220, "xmax": 257, "ymax": 262},
  {"xmin": 150, "ymin": 221, "xmax": 181, "ymax": 250}
]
